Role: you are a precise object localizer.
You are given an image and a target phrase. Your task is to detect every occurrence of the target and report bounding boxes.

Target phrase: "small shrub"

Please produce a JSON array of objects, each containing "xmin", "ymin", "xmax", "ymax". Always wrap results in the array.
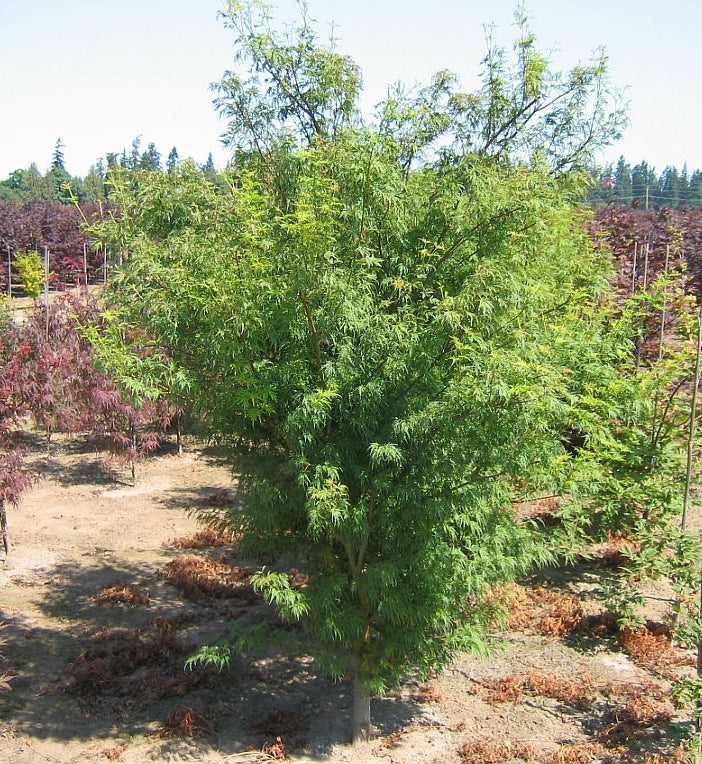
[
  {"xmin": 247, "ymin": 707, "xmax": 309, "ymax": 756},
  {"xmin": 490, "ymin": 584, "xmax": 583, "ymax": 637},
  {"xmin": 525, "ymin": 670, "xmax": 594, "ymax": 710},
  {"xmin": 579, "ymin": 610, "xmax": 620, "ymax": 637},
  {"xmin": 592, "ymin": 530, "xmax": 642, "ymax": 568},
  {"xmin": 484, "ymin": 673, "xmax": 527, "ymax": 704},
  {"xmin": 538, "ymin": 594, "xmax": 584, "ymax": 637},
  {"xmin": 261, "ymin": 736, "xmax": 288, "ymax": 760},
  {"xmin": 66, "ymin": 623, "xmax": 195, "ymax": 699},
  {"xmin": 411, "ymin": 682, "xmax": 443, "ymax": 703},
  {"xmin": 14, "ymin": 251, "xmax": 44, "ymax": 299},
  {"xmin": 539, "ymin": 742, "xmax": 609, "ymax": 764},
  {"xmin": 599, "ymin": 694, "xmax": 673, "ymax": 746},
  {"xmin": 618, "ymin": 622, "xmax": 692, "ymax": 678},
  {"xmin": 147, "ymin": 613, "xmax": 198, "ymax": 631},
  {"xmin": 100, "ymin": 746, "xmax": 124, "ymax": 760}
]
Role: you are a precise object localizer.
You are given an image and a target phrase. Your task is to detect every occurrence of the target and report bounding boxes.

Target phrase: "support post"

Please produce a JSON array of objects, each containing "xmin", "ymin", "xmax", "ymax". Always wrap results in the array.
[{"xmin": 682, "ymin": 296, "xmax": 702, "ymax": 529}]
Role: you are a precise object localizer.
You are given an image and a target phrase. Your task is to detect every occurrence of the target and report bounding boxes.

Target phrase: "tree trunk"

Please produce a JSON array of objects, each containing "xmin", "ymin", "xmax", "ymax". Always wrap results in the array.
[
  {"xmin": 175, "ymin": 410, "xmax": 183, "ymax": 456},
  {"xmin": 351, "ymin": 665, "xmax": 371, "ymax": 744},
  {"xmin": 1, "ymin": 498, "xmax": 9, "ymax": 556},
  {"xmin": 130, "ymin": 422, "xmax": 137, "ymax": 486}
]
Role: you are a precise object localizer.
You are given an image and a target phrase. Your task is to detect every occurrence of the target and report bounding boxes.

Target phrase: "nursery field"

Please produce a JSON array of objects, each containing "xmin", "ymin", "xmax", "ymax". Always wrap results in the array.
[
  {"xmin": 0, "ymin": 432, "xmax": 696, "ymax": 764},
  {"xmin": 2, "ymin": 4, "xmax": 702, "ymax": 757}
]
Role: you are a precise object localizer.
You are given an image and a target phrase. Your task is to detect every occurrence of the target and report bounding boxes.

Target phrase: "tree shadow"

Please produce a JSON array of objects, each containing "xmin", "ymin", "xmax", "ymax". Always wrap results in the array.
[
  {"xmin": 31, "ymin": 452, "xmax": 118, "ymax": 487},
  {"xmin": 0, "ymin": 553, "xmax": 421, "ymax": 759},
  {"xmin": 155, "ymin": 485, "xmax": 244, "ymax": 518}
]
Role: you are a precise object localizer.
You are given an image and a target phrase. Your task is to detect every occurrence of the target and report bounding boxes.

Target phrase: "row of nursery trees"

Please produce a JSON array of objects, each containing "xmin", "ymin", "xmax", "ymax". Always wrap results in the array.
[
  {"xmin": 3, "ymin": 197, "xmax": 702, "ymax": 299},
  {"xmin": 0, "ymin": 295, "xmax": 176, "ymax": 554},
  {"xmin": 0, "ymin": 201, "xmax": 114, "ymax": 291},
  {"xmin": 5, "ymin": 0, "xmax": 702, "ymax": 750}
]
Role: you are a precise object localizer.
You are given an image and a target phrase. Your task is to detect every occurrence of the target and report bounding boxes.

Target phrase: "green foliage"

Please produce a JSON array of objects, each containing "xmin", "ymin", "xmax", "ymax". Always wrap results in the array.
[
  {"xmin": 93, "ymin": 0, "xmax": 629, "ymax": 739},
  {"xmin": 185, "ymin": 643, "xmax": 233, "ymax": 673},
  {"xmin": 252, "ymin": 569, "xmax": 310, "ymax": 620},
  {"xmin": 556, "ymin": 276, "xmax": 697, "ymax": 537},
  {"xmin": 673, "ymin": 676, "xmax": 702, "ymax": 718},
  {"xmin": 215, "ymin": 0, "xmax": 362, "ymax": 153},
  {"xmin": 548, "ymin": 273, "xmax": 702, "ymax": 733},
  {"xmin": 14, "ymin": 251, "xmax": 44, "ymax": 300},
  {"xmin": 81, "ymin": 317, "xmax": 189, "ymax": 407}
]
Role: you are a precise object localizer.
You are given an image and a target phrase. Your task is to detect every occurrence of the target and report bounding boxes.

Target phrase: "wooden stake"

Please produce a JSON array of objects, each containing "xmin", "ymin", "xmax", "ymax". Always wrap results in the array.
[
  {"xmin": 682, "ymin": 296, "xmax": 702, "ymax": 529},
  {"xmin": 43, "ymin": 246, "xmax": 50, "ymax": 340},
  {"xmin": 697, "ymin": 547, "xmax": 702, "ymax": 743},
  {"xmin": 0, "ymin": 498, "xmax": 8, "ymax": 556},
  {"xmin": 43, "ymin": 246, "xmax": 49, "ymax": 309},
  {"xmin": 631, "ymin": 242, "xmax": 638, "ymax": 295},
  {"xmin": 659, "ymin": 245, "xmax": 670, "ymax": 360}
]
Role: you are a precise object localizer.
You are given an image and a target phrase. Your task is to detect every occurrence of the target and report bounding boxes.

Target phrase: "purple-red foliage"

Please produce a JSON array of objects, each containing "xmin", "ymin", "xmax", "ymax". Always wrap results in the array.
[
  {"xmin": 590, "ymin": 205, "xmax": 702, "ymax": 297},
  {"xmin": 13, "ymin": 296, "xmax": 103, "ymax": 441},
  {"xmin": 0, "ymin": 202, "xmax": 114, "ymax": 289},
  {"xmin": 0, "ymin": 292, "xmax": 177, "ymax": 548},
  {"xmin": 9, "ymin": 296, "xmax": 172, "ymax": 471},
  {"xmin": 0, "ymin": 314, "xmax": 35, "ymax": 510}
]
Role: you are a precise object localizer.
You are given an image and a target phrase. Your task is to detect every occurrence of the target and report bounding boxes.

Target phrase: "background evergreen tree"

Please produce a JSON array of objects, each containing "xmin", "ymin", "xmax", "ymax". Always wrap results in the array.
[
  {"xmin": 679, "ymin": 163, "xmax": 691, "ymax": 206},
  {"xmin": 631, "ymin": 160, "xmax": 655, "ymax": 208},
  {"xmin": 689, "ymin": 169, "xmax": 702, "ymax": 207},
  {"xmin": 0, "ymin": 170, "xmax": 24, "ymax": 202},
  {"xmin": 166, "ymin": 147, "xmax": 179, "ymax": 173},
  {"xmin": 84, "ymin": 164, "xmax": 106, "ymax": 203},
  {"xmin": 614, "ymin": 156, "xmax": 632, "ymax": 205},
  {"xmin": 47, "ymin": 138, "xmax": 73, "ymax": 203},
  {"xmin": 139, "ymin": 142, "xmax": 162, "ymax": 171},
  {"xmin": 660, "ymin": 165, "xmax": 681, "ymax": 208},
  {"xmin": 51, "ymin": 138, "xmax": 66, "ymax": 172},
  {"xmin": 20, "ymin": 164, "xmax": 52, "ymax": 202}
]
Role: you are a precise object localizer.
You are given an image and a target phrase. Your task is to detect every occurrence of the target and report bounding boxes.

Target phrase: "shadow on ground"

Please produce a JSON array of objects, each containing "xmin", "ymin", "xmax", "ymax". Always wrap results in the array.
[{"xmin": 0, "ymin": 551, "xmax": 421, "ymax": 759}]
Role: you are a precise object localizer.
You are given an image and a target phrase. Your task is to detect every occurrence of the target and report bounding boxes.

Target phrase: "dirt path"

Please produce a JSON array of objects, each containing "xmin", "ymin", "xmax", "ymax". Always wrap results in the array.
[{"xmin": 0, "ymin": 433, "xmax": 695, "ymax": 763}]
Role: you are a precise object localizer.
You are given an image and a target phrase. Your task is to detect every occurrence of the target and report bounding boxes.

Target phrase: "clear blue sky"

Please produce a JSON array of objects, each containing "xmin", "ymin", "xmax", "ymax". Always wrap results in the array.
[{"xmin": 1, "ymin": 0, "xmax": 700, "ymax": 179}]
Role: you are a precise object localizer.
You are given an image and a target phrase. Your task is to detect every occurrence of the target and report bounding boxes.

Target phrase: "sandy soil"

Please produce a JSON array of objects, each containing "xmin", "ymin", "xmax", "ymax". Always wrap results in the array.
[{"xmin": 0, "ymin": 432, "xmax": 695, "ymax": 763}]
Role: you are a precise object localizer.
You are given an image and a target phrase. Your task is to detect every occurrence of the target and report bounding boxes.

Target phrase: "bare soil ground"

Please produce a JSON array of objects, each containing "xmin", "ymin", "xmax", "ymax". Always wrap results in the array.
[{"xmin": 0, "ymin": 432, "xmax": 696, "ymax": 763}]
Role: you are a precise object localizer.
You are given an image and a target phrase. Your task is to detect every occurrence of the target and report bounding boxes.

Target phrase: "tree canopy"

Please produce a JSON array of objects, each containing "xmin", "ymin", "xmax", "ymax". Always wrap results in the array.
[{"xmin": 93, "ymin": 0, "xmax": 630, "ymax": 743}]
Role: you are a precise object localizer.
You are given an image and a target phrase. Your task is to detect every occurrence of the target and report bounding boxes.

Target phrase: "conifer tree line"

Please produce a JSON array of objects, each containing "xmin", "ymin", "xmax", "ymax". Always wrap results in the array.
[
  {"xmin": 0, "ymin": 137, "xmax": 224, "ymax": 204},
  {"xmin": 590, "ymin": 156, "xmax": 702, "ymax": 209},
  {"xmin": 1, "ymin": 141, "xmax": 700, "ymax": 211}
]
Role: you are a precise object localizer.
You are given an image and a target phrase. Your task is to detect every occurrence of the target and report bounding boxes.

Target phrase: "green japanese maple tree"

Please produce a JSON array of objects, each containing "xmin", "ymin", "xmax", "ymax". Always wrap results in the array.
[{"xmin": 95, "ymin": 1, "xmax": 627, "ymax": 743}]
